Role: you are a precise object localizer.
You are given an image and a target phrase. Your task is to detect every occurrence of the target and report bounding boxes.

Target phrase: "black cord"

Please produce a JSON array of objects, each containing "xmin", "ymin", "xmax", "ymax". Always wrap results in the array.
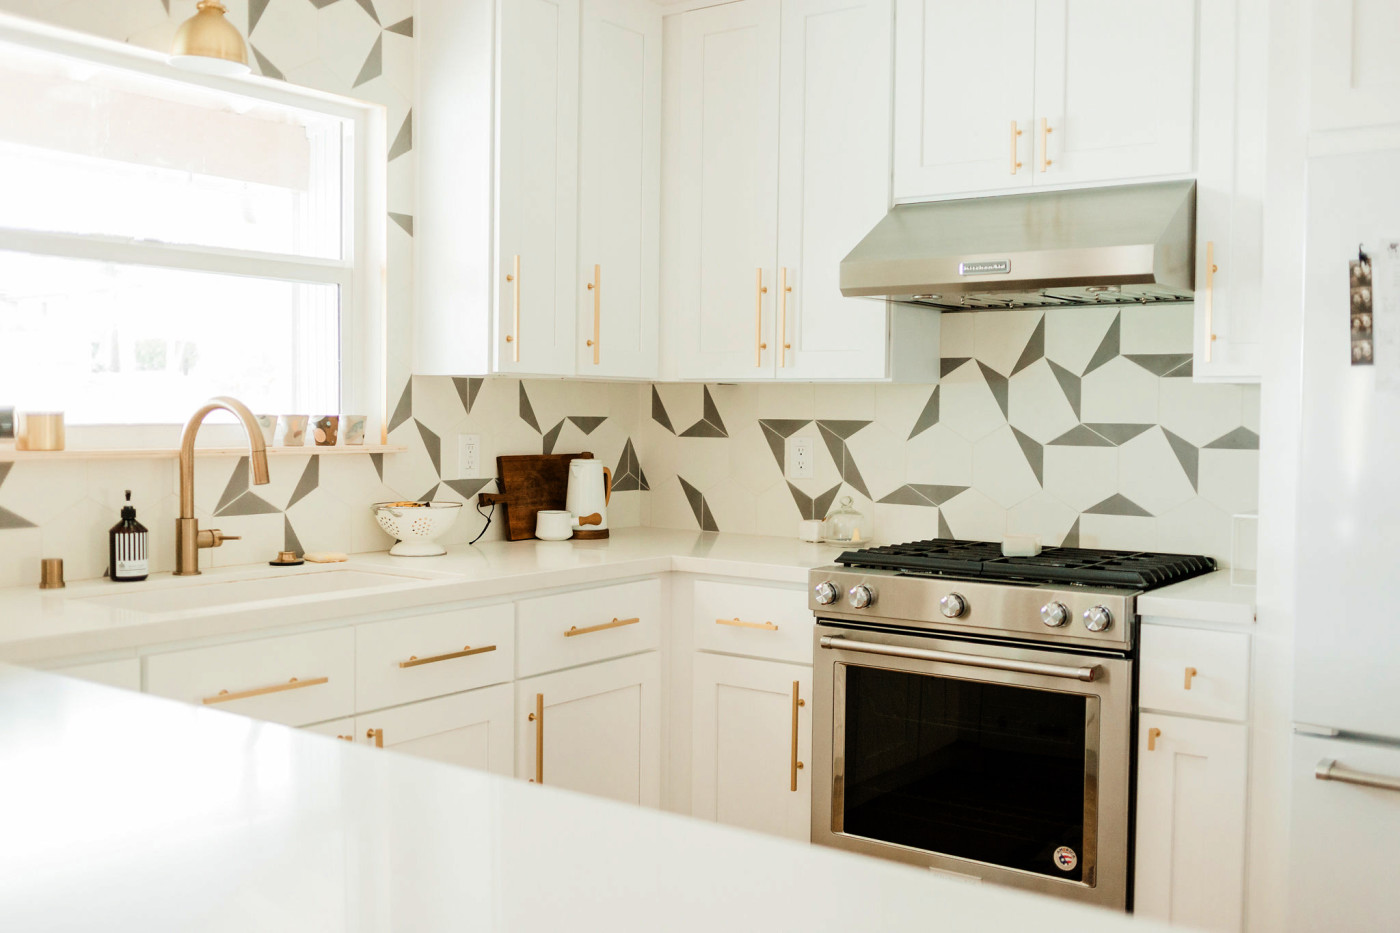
[{"xmin": 469, "ymin": 500, "xmax": 495, "ymax": 546}]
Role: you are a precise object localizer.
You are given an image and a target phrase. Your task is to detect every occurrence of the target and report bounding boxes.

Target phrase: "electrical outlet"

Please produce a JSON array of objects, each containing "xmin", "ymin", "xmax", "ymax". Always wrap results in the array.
[
  {"xmin": 788, "ymin": 436, "xmax": 814, "ymax": 479},
  {"xmin": 457, "ymin": 434, "xmax": 481, "ymax": 478}
]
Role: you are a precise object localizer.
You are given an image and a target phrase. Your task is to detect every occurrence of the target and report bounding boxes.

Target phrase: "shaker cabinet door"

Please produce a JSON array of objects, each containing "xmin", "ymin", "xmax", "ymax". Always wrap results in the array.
[
  {"xmin": 356, "ymin": 685, "xmax": 515, "ymax": 775},
  {"xmin": 496, "ymin": 0, "xmax": 580, "ymax": 376},
  {"xmin": 892, "ymin": 0, "xmax": 1037, "ymax": 200}
]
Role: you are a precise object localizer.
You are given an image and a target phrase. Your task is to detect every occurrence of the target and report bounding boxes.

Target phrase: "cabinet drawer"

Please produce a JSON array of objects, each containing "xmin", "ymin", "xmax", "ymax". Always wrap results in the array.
[
  {"xmin": 516, "ymin": 579, "xmax": 662, "ymax": 677},
  {"xmin": 356, "ymin": 604, "xmax": 514, "ymax": 711},
  {"xmin": 1140, "ymin": 626, "xmax": 1250, "ymax": 721},
  {"xmin": 53, "ymin": 658, "xmax": 141, "ymax": 692},
  {"xmin": 146, "ymin": 628, "xmax": 355, "ymax": 727},
  {"xmin": 693, "ymin": 580, "xmax": 812, "ymax": 663}
]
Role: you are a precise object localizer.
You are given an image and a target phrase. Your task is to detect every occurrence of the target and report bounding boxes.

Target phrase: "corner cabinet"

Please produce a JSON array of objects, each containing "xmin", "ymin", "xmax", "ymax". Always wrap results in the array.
[
  {"xmin": 416, "ymin": 0, "xmax": 661, "ymax": 379},
  {"xmin": 893, "ymin": 0, "xmax": 1197, "ymax": 201},
  {"xmin": 667, "ymin": 0, "xmax": 938, "ymax": 383}
]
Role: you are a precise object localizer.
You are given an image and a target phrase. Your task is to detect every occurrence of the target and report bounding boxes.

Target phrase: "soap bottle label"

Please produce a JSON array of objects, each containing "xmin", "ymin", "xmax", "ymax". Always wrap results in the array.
[{"xmin": 114, "ymin": 534, "xmax": 148, "ymax": 578}]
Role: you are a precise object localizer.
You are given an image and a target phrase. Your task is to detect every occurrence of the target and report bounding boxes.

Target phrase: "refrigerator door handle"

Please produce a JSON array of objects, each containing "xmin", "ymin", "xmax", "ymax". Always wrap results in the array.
[{"xmin": 1315, "ymin": 758, "xmax": 1400, "ymax": 793}]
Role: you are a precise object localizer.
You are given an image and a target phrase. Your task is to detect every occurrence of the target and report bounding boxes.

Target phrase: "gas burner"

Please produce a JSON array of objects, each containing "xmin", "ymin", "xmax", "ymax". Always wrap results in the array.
[{"xmin": 835, "ymin": 538, "xmax": 1216, "ymax": 590}]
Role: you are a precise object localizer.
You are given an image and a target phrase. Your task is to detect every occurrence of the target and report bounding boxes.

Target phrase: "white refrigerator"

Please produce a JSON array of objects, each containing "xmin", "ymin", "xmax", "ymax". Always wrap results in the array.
[{"xmin": 1289, "ymin": 148, "xmax": 1400, "ymax": 931}]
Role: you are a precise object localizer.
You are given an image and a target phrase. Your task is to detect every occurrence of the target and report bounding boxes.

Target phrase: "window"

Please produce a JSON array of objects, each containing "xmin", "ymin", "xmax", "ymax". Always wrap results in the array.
[{"xmin": 0, "ymin": 20, "xmax": 384, "ymax": 432}]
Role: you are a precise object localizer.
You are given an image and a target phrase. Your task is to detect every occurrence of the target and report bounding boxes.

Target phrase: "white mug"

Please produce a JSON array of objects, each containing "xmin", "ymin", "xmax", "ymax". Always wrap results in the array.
[{"xmin": 535, "ymin": 510, "xmax": 574, "ymax": 541}]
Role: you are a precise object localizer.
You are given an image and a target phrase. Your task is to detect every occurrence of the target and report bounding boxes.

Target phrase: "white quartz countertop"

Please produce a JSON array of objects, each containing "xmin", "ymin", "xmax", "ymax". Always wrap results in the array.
[
  {"xmin": 0, "ymin": 666, "xmax": 1174, "ymax": 932},
  {"xmin": 0, "ymin": 528, "xmax": 1256, "ymax": 663}
]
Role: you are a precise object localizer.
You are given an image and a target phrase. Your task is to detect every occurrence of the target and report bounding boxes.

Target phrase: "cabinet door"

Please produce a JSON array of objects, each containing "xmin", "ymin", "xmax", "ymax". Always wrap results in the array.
[
  {"xmin": 1308, "ymin": 0, "xmax": 1400, "ymax": 132},
  {"xmin": 1194, "ymin": 0, "xmax": 1264, "ymax": 382},
  {"xmin": 356, "ymin": 684, "xmax": 514, "ymax": 775},
  {"xmin": 692, "ymin": 654, "xmax": 812, "ymax": 842},
  {"xmin": 674, "ymin": 0, "xmax": 781, "ymax": 380},
  {"xmin": 892, "ymin": 0, "xmax": 1036, "ymax": 200},
  {"xmin": 496, "ymin": 0, "xmax": 580, "ymax": 376},
  {"xmin": 777, "ymin": 0, "xmax": 894, "ymax": 380},
  {"xmin": 577, "ymin": 0, "xmax": 661, "ymax": 378},
  {"xmin": 516, "ymin": 653, "xmax": 661, "ymax": 806},
  {"xmin": 53, "ymin": 658, "xmax": 141, "ymax": 692},
  {"xmin": 1134, "ymin": 714, "xmax": 1247, "ymax": 933},
  {"xmin": 1033, "ymin": 0, "xmax": 1196, "ymax": 185},
  {"xmin": 303, "ymin": 717, "xmax": 357, "ymax": 743}
]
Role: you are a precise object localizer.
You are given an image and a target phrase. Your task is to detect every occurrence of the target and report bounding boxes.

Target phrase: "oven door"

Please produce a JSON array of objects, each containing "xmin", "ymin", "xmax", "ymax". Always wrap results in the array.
[{"xmin": 812, "ymin": 622, "xmax": 1133, "ymax": 909}]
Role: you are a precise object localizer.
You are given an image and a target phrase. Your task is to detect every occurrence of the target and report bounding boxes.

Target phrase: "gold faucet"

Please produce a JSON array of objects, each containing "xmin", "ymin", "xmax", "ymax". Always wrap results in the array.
[{"xmin": 175, "ymin": 396, "xmax": 271, "ymax": 576}]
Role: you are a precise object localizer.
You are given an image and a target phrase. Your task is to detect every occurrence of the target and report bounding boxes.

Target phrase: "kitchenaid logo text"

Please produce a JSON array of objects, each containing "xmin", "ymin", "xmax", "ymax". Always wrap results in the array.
[{"xmin": 958, "ymin": 260, "xmax": 1011, "ymax": 275}]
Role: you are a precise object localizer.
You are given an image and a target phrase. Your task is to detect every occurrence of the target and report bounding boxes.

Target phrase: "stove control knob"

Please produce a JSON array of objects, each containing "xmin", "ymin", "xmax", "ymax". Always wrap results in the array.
[
  {"xmin": 939, "ymin": 593, "xmax": 967, "ymax": 619},
  {"xmin": 1083, "ymin": 606, "xmax": 1114, "ymax": 633},
  {"xmin": 813, "ymin": 582, "xmax": 839, "ymax": 606},
  {"xmin": 848, "ymin": 585, "xmax": 876, "ymax": 609},
  {"xmin": 1040, "ymin": 602, "xmax": 1069, "ymax": 628}
]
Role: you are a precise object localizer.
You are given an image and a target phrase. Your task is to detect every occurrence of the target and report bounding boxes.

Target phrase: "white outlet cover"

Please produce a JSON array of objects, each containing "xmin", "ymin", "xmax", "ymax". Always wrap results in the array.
[
  {"xmin": 788, "ymin": 436, "xmax": 814, "ymax": 479},
  {"xmin": 457, "ymin": 434, "xmax": 481, "ymax": 478}
]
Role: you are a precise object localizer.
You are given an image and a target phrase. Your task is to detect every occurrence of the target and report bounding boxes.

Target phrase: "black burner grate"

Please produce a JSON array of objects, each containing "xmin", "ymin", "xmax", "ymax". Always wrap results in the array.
[{"xmin": 835, "ymin": 539, "xmax": 1216, "ymax": 589}]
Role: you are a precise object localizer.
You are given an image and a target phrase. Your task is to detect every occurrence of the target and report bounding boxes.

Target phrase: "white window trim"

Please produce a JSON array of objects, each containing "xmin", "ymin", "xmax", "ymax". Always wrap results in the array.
[{"xmin": 0, "ymin": 13, "xmax": 388, "ymax": 448}]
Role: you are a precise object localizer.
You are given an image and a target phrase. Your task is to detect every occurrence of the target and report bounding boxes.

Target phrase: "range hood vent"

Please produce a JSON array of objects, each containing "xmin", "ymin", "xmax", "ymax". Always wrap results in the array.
[{"xmin": 840, "ymin": 180, "xmax": 1196, "ymax": 312}]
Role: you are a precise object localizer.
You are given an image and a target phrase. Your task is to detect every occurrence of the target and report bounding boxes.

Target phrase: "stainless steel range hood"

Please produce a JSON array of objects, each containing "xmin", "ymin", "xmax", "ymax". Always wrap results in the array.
[{"xmin": 840, "ymin": 180, "xmax": 1195, "ymax": 311}]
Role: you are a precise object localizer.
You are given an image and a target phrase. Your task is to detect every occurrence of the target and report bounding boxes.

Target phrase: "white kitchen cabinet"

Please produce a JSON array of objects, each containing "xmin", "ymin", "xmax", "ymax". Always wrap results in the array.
[
  {"xmin": 577, "ymin": 0, "xmax": 662, "ymax": 378},
  {"xmin": 1032, "ymin": 0, "xmax": 1196, "ymax": 186},
  {"xmin": 892, "ymin": 0, "xmax": 1037, "ymax": 199},
  {"xmin": 1307, "ymin": 0, "xmax": 1400, "ymax": 132},
  {"xmin": 516, "ymin": 652, "xmax": 662, "ymax": 806},
  {"xmin": 892, "ymin": 0, "xmax": 1195, "ymax": 200},
  {"xmin": 1134, "ymin": 713, "xmax": 1248, "ymax": 933},
  {"xmin": 691, "ymin": 653, "xmax": 812, "ymax": 841},
  {"xmin": 303, "ymin": 717, "xmax": 357, "ymax": 742},
  {"xmin": 357, "ymin": 684, "xmax": 515, "ymax": 775},
  {"xmin": 52, "ymin": 658, "xmax": 141, "ymax": 692},
  {"xmin": 416, "ymin": 0, "xmax": 659, "ymax": 378},
  {"xmin": 1192, "ymin": 0, "xmax": 1266, "ymax": 382}
]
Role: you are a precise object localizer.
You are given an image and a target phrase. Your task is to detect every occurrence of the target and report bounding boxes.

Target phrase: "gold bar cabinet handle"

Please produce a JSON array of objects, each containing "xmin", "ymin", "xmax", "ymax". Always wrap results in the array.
[
  {"xmin": 1184, "ymin": 666, "xmax": 1198, "ymax": 690},
  {"xmin": 1147, "ymin": 727, "xmax": 1161, "ymax": 752},
  {"xmin": 1010, "ymin": 119, "xmax": 1023, "ymax": 174},
  {"xmin": 398, "ymin": 644, "xmax": 498, "ymax": 669},
  {"xmin": 715, "ymin": 617, "xmax": 778, "ymax": 631},
  {"xmin": 564, "ymin": 616, "xmax": 640, "ymax": 638},
  {"xmin": 505, "ymin": 254, "xmax": 521, "ymax": 362},
  {"xmin": 586, "ymin": 263, "xmax": 600, "ymax": 364},
  {"xmin": 755, "ymin": 268, "xmax": 769, "ymax": 367},
  {"xmin": 790, "ymin": 681, "xmax": 805, "ymax": 792},
  {"xmin": 528, "ymin": 693, "xmax": 544, "ymax": 783},
  {"xmin": 202, "ymin": 675, "xmax": 328, "ymax": 705},
  {"xmin": 336, "ymin": 734, "xmax": 353, "ymax": 742},
  {"xmin": 779, "ymin": 267, "xmax": 792, "ymax": 368},
  {"xmin": 1039, "ymin": 118, "xmax": 1053, "ymax": 172},
  {"xmin": 1204, "ymin": 241, "xmax": 1218, "ymax": 363},
  {"xmin": 366, "ymin": 728, "xmax": 384, "ymax": 748}
]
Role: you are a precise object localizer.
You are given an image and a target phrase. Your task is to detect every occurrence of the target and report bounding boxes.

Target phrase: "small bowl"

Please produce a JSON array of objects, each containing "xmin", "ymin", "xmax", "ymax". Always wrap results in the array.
[{"xmin": 372, "ymin": 501, "xmax": 463, "ymax": 556}]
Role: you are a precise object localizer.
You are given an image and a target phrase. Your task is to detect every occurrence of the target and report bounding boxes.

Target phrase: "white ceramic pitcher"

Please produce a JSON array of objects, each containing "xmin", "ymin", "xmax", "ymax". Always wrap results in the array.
[{"xmin": 566, "ymin": 458, "xmax": 612, "ymax": 538}]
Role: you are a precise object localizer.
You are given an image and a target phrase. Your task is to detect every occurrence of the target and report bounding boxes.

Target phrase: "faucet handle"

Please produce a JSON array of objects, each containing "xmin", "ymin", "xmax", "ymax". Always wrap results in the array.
[
  {"xmin": 196, "ymin": 528, "xmax": 240, "ymax": 549},
  {"xmin": 219, "ymin": 533, "xmax": 241, "ymax": 543}
]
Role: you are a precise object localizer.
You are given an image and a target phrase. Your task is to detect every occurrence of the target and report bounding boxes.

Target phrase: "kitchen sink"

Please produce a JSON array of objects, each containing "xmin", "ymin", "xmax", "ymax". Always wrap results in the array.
[{"xmin": 76, "ymin": 570, "xmax": 422, "ymax": 614}]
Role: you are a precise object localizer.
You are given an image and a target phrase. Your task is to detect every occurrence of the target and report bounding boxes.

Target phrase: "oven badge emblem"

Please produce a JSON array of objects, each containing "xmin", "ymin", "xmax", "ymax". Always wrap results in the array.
[{"xmin": 1053, "ymin": 847, "xmax": 1079, "ymax": 872}]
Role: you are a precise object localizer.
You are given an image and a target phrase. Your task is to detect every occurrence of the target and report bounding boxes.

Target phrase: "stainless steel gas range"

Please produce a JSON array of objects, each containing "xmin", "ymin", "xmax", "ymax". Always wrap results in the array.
[{"xmin": 807, "ymin": 540, "xmax": 1215, "ymax": 911}]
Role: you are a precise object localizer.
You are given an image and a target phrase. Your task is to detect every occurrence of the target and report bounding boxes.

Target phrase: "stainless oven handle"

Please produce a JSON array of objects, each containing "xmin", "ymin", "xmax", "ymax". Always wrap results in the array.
[{"xmin": 818, "ymin": 635, "xmax": 1101, "ymax": 683}]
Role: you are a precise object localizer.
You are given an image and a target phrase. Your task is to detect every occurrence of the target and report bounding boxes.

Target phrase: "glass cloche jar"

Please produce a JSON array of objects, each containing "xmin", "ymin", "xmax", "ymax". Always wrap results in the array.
[{"xmin": 822, "ymin": 496, "xmax": 868, "ymax": 545}]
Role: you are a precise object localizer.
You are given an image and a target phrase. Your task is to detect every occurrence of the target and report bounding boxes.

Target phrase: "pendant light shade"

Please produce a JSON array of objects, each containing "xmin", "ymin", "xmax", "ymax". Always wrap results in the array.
[{"xmin": 171, "ymin": 1, "xmax": 250, "ymax": 76}]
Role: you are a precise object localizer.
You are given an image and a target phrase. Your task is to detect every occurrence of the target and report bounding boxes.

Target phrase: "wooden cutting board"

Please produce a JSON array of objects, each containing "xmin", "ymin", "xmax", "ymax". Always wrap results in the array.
[{"xmin": 480, "ymin": 452, "xmax": 593, "ymax": 541}]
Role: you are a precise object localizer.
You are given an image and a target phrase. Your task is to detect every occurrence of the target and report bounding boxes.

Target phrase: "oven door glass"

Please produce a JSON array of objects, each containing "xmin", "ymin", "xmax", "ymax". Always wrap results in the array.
[{"xmin": 838, "ymin": 663, "xmax": 1095, "ymax": 883}]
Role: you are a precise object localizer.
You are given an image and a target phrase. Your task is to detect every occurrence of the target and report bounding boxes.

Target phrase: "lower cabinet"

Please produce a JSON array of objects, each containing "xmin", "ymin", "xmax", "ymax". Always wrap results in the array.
[
  {"xmin": 691, "ymin": 653, "xmax": 812, "ymax": 842},
  {"xmin": 516, "ymin": 652, "xmax": 662, "ymax": 806},
  {"xmin": 356, "ymin": 684, "xmax": 516, "ymax": 775},
  {"xmin": 1134, "ymin": 712, "xmax": 1248, "ymax": 932},
  {"xmin": 304, "ymin": 717, "xmax": 357, "ymax": 742}
]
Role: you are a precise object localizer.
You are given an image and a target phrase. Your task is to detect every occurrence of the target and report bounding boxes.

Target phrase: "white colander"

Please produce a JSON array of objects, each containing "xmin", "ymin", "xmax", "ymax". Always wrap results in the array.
[{"xmin": 372, "ymin": 501, "xmax": 463, "ymax": 556}]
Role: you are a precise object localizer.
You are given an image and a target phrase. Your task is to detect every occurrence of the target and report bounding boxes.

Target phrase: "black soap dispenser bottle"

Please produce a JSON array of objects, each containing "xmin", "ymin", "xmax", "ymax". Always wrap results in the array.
[{"xmin": 109, "ymin": 490, "xmax": 149, "ymax": 582}]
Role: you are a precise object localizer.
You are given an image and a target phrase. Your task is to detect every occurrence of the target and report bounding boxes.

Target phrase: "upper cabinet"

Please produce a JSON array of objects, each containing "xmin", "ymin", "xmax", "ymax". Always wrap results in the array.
[
  {"xmin": 893, "ymin": 0, "xmax": 1197, "ymax": 200},
  {"xmin": 416, "ymin": 0, "xmax": 661, "ymax": 379},
  {"xmin": 667, "ymin": 0, "xmax": 938, "ymax": 383},
  {"xmin": 1308, "ymin": 0, "xmax": 1400, "ymax": 132}
]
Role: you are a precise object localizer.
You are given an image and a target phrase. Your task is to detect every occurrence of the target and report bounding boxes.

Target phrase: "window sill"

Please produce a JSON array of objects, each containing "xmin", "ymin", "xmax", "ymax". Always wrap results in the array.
[{"xmin": 0, "ymin": 444, "xmax": 406, "ymax": 462}]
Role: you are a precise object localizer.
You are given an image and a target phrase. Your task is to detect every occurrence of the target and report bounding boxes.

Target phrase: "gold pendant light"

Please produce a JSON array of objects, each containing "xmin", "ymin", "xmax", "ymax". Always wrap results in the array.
[{"xmin": 171, "ymin": 0, "xmax": 250, "ymax": 76}]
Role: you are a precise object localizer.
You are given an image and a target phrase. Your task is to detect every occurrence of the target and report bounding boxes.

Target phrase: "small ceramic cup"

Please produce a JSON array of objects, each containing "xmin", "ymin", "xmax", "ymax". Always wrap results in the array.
[
  {"xmin": 535, "ymin": 510, "xmax": 574, "ymax": 541},
  {"xmin": 340, "ymin": 414, "xmax": 367, "ymax": 446},
  {"xmin": 274, "ymin": 414, "xmax": 308, "ymax": 447},
  {"xmin": 254, "ymin": 414, "xmax": 276, "ymax": 444},
  {"xmin": 313, "ymin": 415, "xmax": 339, "ymax": 447}
]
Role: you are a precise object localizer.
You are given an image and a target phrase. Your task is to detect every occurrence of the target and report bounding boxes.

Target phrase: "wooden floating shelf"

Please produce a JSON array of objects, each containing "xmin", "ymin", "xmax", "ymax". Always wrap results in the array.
[{"xmin": 0, "ymin": 444, "xmax": 406, "ymax": 463}]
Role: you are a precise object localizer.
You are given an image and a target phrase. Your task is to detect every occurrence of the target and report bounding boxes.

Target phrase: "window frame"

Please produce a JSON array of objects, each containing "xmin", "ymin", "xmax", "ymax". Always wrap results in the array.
[{"xmin": 0, "ymin": 13, "xmax": 388, "ymax": 447}]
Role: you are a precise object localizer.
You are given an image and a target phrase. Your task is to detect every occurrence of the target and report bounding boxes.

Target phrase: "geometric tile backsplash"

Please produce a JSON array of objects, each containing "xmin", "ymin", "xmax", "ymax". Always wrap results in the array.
[{"xmin": 0, "ymin": 0, "xmax": 1259, "ymax": 584}]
